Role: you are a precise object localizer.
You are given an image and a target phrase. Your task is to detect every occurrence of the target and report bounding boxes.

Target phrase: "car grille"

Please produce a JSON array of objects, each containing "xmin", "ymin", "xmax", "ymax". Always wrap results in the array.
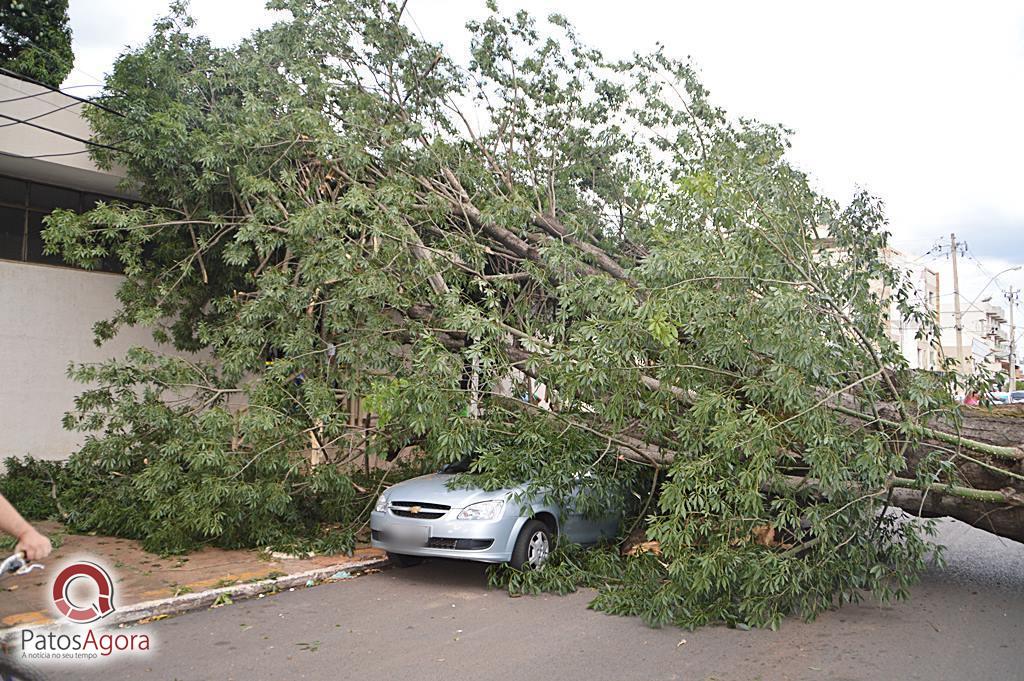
[
  {"xmin": 389, "ymin": 500, "xmax": 450, "ymax": 520},
  {"xmin": 391, "ymin": 509, "xmax": 445, "ymax": 519},
  {"xmin": 372, "ymin": 530, "xmax": 492, "ymax": 551},
  {"xmin": 426, "ymin": 538, "xmax": 493, "ymax": 550}
]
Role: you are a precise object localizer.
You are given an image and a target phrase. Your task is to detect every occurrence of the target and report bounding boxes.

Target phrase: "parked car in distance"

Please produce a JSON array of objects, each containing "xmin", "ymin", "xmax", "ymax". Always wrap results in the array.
[
  {"xmin": 1010, "ymin": 391, "xmax": 1024, "ymax": 404},
  {"xmin": 370, "ymin": 456, "xmax": 620, "ymax": 569}
]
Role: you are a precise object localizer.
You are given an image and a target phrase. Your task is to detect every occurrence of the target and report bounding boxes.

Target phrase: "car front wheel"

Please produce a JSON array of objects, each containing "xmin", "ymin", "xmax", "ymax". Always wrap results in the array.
[{"xmin": 510, "ymin": 519, "xmax": 552, "ymax": 570}]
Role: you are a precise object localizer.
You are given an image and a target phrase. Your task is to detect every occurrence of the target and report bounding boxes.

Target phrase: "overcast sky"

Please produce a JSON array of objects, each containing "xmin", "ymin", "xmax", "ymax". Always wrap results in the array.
[{"xmin": 61, "ymin": 0, "xmax": 1024, "ymax": 315}]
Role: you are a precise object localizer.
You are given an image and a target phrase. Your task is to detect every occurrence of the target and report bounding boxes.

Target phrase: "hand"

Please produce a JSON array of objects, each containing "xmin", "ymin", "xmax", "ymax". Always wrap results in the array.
[{"xmin": 15, "ymin": 528, "xmax": 52, "ymax": 561}]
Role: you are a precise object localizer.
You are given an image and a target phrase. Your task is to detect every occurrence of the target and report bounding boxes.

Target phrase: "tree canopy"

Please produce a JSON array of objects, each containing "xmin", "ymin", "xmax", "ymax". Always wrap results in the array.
[
  {"xmin": 42, "ymin": 0, "xmax": 1004, "ymax": 629},
  {"xmin": 0, "ymin": 0, "xmax": 74, "ymax": 87}
]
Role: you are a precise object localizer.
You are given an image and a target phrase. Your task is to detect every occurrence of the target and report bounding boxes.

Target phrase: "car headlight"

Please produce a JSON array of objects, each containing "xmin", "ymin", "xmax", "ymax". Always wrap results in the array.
[
  {"xmin": 457, "ymin": 500, "xmax": 505, "ymax": 521},
  {"xmin": 374, "ymin": 493, "xmax": 388, "ymax": 513}
]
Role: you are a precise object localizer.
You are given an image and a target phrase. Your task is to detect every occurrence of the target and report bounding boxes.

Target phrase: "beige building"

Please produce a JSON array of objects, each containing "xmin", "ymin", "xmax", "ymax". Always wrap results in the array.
[
  {"xmin": 0, "ymin": 73, "xmax": 171, "ymax": 460},
  {"xmin": 940, "ymin": 303, "xmax": 1010, "ymax": 375},
  {"xmin": 882, "ymin": 249, "xmax": 942, "ymax": 371},
  {"xmin": 0, "ymin": 74, "xmax": 386, "ymax": 467}
]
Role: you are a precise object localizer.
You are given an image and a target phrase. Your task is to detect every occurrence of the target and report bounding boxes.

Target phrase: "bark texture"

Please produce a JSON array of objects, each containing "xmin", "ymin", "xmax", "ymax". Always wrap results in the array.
[{"xmin": 895, "ymin": 405, "xmax": 1024, "ymax": 542}]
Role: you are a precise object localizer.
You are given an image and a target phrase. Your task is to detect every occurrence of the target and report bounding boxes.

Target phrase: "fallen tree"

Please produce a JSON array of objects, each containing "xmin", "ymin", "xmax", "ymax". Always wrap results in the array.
[
  {"xmin": 41, "ymin": 0, "xmax": 1021, "ymax": 628},
  {"xmin": 892, "ymin": 405, "xmax": 1024, "ymax": 542}
]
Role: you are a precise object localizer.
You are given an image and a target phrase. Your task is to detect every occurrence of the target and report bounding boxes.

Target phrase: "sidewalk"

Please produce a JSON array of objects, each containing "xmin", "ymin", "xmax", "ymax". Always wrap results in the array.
[{"xmin": 0, "ymin": 521, "xmax": 387, "ymax": 629}]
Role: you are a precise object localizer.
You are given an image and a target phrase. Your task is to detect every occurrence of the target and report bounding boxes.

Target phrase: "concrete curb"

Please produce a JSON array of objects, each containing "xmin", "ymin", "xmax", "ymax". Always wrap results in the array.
[
  {"xmin": 3, "ymin": 555, "xmax": 390, "ymax": 632},
  {"xmin": 108, "ymin": 555, "xmax": 390, "ymax": 627}
]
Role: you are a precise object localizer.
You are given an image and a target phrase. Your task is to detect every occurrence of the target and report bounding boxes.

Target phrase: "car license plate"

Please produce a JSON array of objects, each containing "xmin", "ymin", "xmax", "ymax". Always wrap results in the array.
[{"xmin": 388, "ymin": 524, "xmax": 429, "ymax": 546}]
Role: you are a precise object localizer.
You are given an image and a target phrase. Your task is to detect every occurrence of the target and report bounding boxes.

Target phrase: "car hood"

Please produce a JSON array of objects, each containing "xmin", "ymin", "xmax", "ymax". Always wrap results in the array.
[{"xmin": 384, "ymin": 473, "xmax": 514, "ymax": 508}]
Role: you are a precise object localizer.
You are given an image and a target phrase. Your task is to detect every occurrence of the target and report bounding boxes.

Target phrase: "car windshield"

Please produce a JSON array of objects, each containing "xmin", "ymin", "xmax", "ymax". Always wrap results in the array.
[{"xmin": 440, "ymin": 452, "xmax": 480, "ymax": 474}]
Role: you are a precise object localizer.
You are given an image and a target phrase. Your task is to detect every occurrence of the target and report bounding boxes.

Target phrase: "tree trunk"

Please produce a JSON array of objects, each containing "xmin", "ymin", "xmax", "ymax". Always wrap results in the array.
[
  {"xmin": 894, "ymin": 404, "xmax": 1024, "ymax": 542},
  {"xmin": 888, "ymin": 486, "xmax": 1024, "ymax": 543}
]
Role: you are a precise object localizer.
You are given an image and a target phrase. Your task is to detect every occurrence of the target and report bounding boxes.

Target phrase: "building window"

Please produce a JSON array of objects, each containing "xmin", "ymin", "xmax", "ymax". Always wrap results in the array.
[
  {"xmin": 0, "ymin": 205, "xmax": 24, "ymax": 260},
  {"xmin": 0, "ymin": 174, "xmax": 125, "ymax": 272}
]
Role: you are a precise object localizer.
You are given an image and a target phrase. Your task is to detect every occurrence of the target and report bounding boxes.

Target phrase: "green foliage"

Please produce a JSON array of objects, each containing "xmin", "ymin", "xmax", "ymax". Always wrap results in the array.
[
  {"xmin": 41, "ymin": 0, "xmax": 960, "ymax": 626},
  {"xmin": 0, "ymin": 456, "xmax": 63, "ymax": 520},
  {"xmin": 0, "ymin": 0, "xmax": 73, "ymax": 87},
  {"xmin": 0, "ymin": 447, "xmax": 425, "ymax": 555}
]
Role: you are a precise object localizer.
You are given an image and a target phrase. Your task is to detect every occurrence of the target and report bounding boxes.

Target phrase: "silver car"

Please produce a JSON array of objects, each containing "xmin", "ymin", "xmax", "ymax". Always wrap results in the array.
[{"xmin": 370, "ymin": 459, "xmax": 620, "ymax": 569}]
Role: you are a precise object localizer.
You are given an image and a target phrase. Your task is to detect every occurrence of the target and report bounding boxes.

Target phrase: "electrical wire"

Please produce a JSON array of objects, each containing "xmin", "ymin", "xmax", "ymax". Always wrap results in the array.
[
  {"xmin": 959, "ymin": 248, "xmax": 1020, "ymax": 322},
  {"xmin": 0, "ymin": 66, "xmax": 124, "ymax": 118},
  {"xmin": 963, "ymin": 247, "xmax": 1015, "ymax": 298},
  {"xmin": 0, "ymin": 148, "xmax": 95, "ymax": 160},
  {"xmin": 0, "ymin": 111, "xmax": 125, "ymax": 153},
  {"xmin": 0, "ymin": 99, "xmax": 80, "ymax": 128},
  {"xmin": 0, "ymin": 84, "xmax": 104, "ymax": 105},
  {"xmin": 964, "ymin": 247, "xmax": 994, "ymax": 277},
  {"xmin": 22, "ymin": 36, "xmax": 112, "ymax": 96},
  {"xmin": 905, "ymin": 239, "xmax": 945, "ymax": 263}
]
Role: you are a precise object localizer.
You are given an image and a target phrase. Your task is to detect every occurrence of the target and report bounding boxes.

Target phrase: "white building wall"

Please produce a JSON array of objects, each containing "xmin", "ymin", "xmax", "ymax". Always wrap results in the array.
[
  {"xmin": 0, "ymin": 75, "xmax": 125, "ymax": 195},
  {"xmin": 0, "ymin": 261, "xmax": 174, "ymax": 460},
  {"xmin": 883, "ymin": 249, "xmax": 941, "ymax": 371},
  {"xmin": 0, "ymin": 73, "xmax": 167, "ymax": 461}
]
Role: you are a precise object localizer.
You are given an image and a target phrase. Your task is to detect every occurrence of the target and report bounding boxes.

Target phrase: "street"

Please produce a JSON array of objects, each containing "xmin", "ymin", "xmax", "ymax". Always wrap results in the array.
[{"xmin": 59, "ymin": 518, "xmax": 1024, "ymax": 681}]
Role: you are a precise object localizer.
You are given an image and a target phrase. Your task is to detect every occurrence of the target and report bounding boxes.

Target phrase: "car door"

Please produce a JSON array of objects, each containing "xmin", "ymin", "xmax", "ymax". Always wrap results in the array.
[{"xmin": 560, "ymin": 473, "xmax": 619, "ymax": 544}]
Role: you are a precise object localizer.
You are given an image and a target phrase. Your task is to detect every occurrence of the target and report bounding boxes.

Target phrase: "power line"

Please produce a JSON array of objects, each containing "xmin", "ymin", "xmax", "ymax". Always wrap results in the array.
[
  {"xmin": 23, "ymin": 36, "xmax": 110, "ymax": 96},
  {"xmin": 0, "ymin": 66, "xmax": 124, "ymax": 118},
  {"xmin": 908, "ymin": 239, "xmax": 945, "ymax": 262},
  {"xmin": 0, "ymin": 67, "xmax": 129, "ymax": 157},
  {"xmin": 0, "ymin": 99, "xmax": 80, "ymax": 128},
  {"xmin": 0, "ymin": 148, "xmax": 95, "ymax": 160},
  {"xmin": 963, "ymin": 247, "xmax": 1014, "ymax": 297},
  {"xmin": 908, "ymin": 249, "xmax": 944, "ymax": 266},
  {"xmin": 0, "ymin": 111, "xmax": 125, "ymax": 153},
  {"xmin": 0, "ymin": 84, "xmax": 104, "ymax": 105}
]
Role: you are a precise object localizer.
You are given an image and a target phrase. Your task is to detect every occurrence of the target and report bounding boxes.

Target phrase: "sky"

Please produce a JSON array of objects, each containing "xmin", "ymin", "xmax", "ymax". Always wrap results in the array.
[{"xmin": 60, "ymin": 0, "xmax": 1024, "ymax": 317}]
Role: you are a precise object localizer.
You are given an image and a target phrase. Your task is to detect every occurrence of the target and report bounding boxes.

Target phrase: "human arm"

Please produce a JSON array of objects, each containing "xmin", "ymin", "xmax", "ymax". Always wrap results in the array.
[{"xmin": 0, "ymin": 494, "xmax": 51, "ymax": 561}]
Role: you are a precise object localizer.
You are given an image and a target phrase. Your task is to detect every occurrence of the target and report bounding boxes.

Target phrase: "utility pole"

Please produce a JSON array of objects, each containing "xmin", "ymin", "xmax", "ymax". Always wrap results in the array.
[
  {"xmin": 1008, "ymin": 287, "xmax": 1018, "ymax": 394},
  {"xmin": 950, "ymin": 233, "xmax": 965, "ymax": 370}
]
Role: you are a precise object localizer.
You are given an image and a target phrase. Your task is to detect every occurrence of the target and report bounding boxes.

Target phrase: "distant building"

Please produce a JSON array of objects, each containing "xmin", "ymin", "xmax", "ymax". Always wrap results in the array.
[
  {"xmin": 882, "ymin": 249, "xmax": 942, "ymax": 371},
  {"xmin": 940, "ymin": 303, "xmax": 1010, "ymax": 376}
]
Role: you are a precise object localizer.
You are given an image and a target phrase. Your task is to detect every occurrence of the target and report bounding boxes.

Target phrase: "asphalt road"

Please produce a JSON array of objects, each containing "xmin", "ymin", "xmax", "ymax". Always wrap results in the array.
[{"xmin": 60, "ymin": 518, "xmax": 1024, "ymax": 681}]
